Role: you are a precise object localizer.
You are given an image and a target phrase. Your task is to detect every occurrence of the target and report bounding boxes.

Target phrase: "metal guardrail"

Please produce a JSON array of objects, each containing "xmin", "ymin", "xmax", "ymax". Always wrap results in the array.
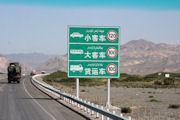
[{"xmin": 32, "ymin": 74, "xmax": 131, "ymax": 120}]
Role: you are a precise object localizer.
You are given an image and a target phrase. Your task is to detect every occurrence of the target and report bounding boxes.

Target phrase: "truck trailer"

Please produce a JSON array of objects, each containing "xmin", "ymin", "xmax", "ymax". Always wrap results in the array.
[{"xmin": 7, "ymin": 62, "xmax": 21, "ymax": 83}]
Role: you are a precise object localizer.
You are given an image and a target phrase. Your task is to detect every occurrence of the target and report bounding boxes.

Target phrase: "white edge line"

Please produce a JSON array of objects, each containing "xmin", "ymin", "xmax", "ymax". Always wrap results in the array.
[
  {"xmin": 67, "ymin": 76, "xmax": 119, "ymax": 78},
  {"xmin": 23, "ymin": 79, "xmax": 57, "ymax": 120},
  {"xmin": 69, "ymin": 43, "xmax": 119, "ymax": 45},
  {"xmin": 67, "ymin": 25, "xmax": 120, "ymax": 28},
  {"xmin": 68, "ymin": 26, "xmax": 70, "ymax": 77},
  {"xmin": 68, "ymin": 60, "xmax": 119, "ymax": 62}
]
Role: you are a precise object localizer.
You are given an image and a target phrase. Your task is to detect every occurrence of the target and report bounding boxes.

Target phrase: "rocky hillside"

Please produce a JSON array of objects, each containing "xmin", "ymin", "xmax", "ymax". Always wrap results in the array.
[
  {"xmin": 0, "ymin": 54, "xmax": 11, "ymax": 73},
  {"xmin": 36, "ymin": 54, "xmax": 67, "ymax": 73},
  {"xmin": 37, "ymin": 40, "xmax": 180, "ymax": 75},
  {"xmin": 0, "ymin": 54, "xmax": 33, "ymax": 74},
  {"xmin": 120, "ymin": 39, "xmax": 180, "ymax": 74}
]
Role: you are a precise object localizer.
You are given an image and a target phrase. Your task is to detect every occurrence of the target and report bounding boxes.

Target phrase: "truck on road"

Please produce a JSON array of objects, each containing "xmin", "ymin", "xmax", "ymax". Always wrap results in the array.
[{"xmin": 7, "ymin": 62, "xmax": 21, "ymax": 83}]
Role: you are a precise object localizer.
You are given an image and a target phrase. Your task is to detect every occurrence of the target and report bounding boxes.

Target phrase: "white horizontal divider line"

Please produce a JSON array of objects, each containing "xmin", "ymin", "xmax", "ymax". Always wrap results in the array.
[
  {"xmin": 69, "ymin": 43, "xmax": 119, "ymax": 45},
  {"xmin": 68, "ymin": 60, "xmax": 119, "ymax": 62}
]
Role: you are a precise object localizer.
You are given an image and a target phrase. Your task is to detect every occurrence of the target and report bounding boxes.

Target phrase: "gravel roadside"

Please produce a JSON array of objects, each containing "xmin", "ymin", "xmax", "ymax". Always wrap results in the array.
[{"xmin": 49, "ymin": 82, "xmax": 180, "ymax": 120}]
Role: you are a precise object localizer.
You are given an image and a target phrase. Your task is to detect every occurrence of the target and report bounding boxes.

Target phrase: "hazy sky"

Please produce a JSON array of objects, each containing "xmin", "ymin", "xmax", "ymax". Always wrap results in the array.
[{"xmin": 0, "ymin": 0, "xmax": 180, "ymax": 55}]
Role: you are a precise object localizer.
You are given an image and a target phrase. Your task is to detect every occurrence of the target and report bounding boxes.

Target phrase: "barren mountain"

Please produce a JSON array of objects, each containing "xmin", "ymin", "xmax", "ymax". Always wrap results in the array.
[
  {"xmin": 37, "ymin": 40, "xmax": 180, "ymax": 75},
  {"xmin": 0, "ymin": 54, "xmax": 11, "ymax": 73},
  {"xmin": 120, "ymin": 39, "xmax": 180, "ymax": 74},
  {"xmin": 6, "ymin": 53, "xmax": 53, "ymax": 68},
  {"xmin": 36, "ymin": 54, "xmax": 67, "ymax": 73},
  {"xmin": 0, "ymin": 54, "xmax": 33, "ymax": 74}
]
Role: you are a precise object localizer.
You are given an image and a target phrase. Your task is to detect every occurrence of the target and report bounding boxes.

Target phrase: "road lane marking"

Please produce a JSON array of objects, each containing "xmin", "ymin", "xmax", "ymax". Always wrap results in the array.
[{"xmin": 23, "ymin": 79, "xmax": 57, "ymax": 120}]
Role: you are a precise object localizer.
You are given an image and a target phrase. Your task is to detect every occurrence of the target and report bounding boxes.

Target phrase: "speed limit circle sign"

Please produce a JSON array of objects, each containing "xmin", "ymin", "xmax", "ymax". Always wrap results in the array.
[
  {"xmin": 106, "ymin": 64, "xmax": 117, "ymax": 75},
  {"xmin": 107, "ymin": 47, "xmax": 117, "ymax": 58},
  {"xmin": 107, "ymin": 31, "xmax": 118, "ymax": 41}
]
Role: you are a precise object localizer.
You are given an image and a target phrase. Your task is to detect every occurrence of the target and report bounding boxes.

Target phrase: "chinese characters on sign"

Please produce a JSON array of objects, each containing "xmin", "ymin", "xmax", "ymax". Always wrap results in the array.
[
  {"xmin": 68, "ymin": 26, "xmax": 120, "ymax": 78},
  {"xmin": 85, "ymin": 34, "xmax": 106, "ymax": 42}
]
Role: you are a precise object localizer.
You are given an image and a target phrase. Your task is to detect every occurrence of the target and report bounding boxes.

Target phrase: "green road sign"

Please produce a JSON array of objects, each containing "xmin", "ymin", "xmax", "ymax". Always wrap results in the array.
[
  {"xmin": 68, "ymin": 61, "xmax": 119, "ymax": 78},
  {"xmin": 69, "ymin": 27, "xmax": 119, "ymax": 43},
  {"xmin": 68, "ymin": 26, "xmax": 120, "ymax": 78},
  {"xmin": 69, "ymin": 44, "xmax": 119, "ymax": 61}
]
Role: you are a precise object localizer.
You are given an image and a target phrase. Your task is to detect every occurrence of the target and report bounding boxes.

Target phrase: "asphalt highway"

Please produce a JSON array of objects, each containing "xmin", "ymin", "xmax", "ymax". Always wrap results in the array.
[{"xmin": 0, "ymin": 76, "xmax": 87, "ymax": 120}]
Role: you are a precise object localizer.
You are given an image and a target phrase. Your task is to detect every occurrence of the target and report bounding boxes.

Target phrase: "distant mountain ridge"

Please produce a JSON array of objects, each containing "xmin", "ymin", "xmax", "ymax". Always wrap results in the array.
[
  {"xmin": 120, "ymin": 39, "xmax": 180, "ymax": 74},
  {"xmin": 0, "ymin": 54, "xmax": 11, "ymax": 73},
  {"xmin": 0, "ymin": 54, "xmax": 33, "ymax": 74},
  {"xmin": 6, "ymin": 53, "xmax": 53, "ymax": 68},
  {"xmin": 37, "ymin": 39, "xmax": 180, "ymax": 75}
]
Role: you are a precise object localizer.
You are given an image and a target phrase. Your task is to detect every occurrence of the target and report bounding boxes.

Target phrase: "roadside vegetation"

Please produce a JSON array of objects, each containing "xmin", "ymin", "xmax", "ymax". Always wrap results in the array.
[
  {"xmin": 43, "ymin": 71, "xmax": 180, "ymax": 88},
  {"xmin": 148, "ymin": 99, "xmax": 161, "ymax": 102},
  {"xmin": 121, "ymin": 107, "xmax": 132, "ymax": 113},
  {"xmin": 148, "ymin": 95, "xmax": 154, "ymax": 98},
  {"xmin": 168, "ymin": 104, "xmax": 180, "ymax": 109}
]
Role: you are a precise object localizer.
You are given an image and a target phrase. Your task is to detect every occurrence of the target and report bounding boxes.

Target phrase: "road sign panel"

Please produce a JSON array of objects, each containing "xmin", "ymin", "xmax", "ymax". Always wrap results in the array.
[
  {"xmin": 68, "ymin": 26, "xmax": 120, "ymax": 78},
  {"xmin": 69, "ymin": 44, "xmax": 119, "ymax": 61},
  {"xmin": 69, "ymin": 27, "xmax": 119, "ymax": 43},
  {"xmin": 68, "ymin": 61, "xmax": 119, "ymax": 78}
]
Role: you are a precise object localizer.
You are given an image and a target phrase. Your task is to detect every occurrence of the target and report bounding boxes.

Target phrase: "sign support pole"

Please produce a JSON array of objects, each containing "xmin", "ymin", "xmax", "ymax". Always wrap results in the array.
[
  {"xmin": 106, "ymin": 78, "xmax": 111, "ymax": 108},
  {"xmin": 76, "ymin": 78, "xmax": 79, "ymax": 98}
]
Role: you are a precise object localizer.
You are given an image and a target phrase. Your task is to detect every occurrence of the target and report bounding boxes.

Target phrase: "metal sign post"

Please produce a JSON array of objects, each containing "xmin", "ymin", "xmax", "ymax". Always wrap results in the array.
[
  {"xmin": 76, "ymin": 78, "xmax": 79, "ymax": 98},
  {"xmin": 106, "ymin": 78, "xmax": 111, "ymax": 107}
]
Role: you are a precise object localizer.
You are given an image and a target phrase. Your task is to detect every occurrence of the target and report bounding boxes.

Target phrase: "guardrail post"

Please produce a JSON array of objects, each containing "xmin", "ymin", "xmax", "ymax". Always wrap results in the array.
[
  {"xmin": 67, "ymin": 95, "xmax": 70, "ymax": 103},
  {"xmin": 70, "ymin": 95, "xmax": 72, "ymax": 104},
  {"xmin": 72, "ymin": 99, "xmax": 74, "ymax": 106},
  {"xmin": 101, "ymin": 106, "xmax": 104, "ymax": 120},
  {"xmin": 87, "ymin": 102, "xmax": 90, "ymax": 114},
  {"xmin": 113, "ymin": 111, "xmax": 115, "ymax": 114},
  {"xmin": 80, "ymin": 99, "xmax": 83, "ymax": 110},
  {"xmin": 71, "ymin": 95, "xmax": 74, "ymax": 105},
  {"xmin": 74, "ymin": 100, "xmax": 76, "ymax": 106},
  {"xmin": 91, "ymin": 103, "xmax": 94, "ymax": 115},
  {"xmin": 107, "ymin": 109, "xmax": 109, "ymax": 120},
  {"xmin": 67, "ymin": 98, "xmax": 69, "ymax": 103},
  {"xmin": 96, "ymin": 105, "xmax": 99, "ymax": 118},
  {"xmin": 84, "ymin": 100, "xmax": 87, "ymax": 112},
  {"xmin": 78, "ymin": 102, "xmax": 80, "ymax": 108},
  {"xmin": 76, "ymin": 97, "xmax": 79, "ymax": 108},
  {"xmin": 128, "ymin": 116, "xmax": 131, "ymax": 120}
]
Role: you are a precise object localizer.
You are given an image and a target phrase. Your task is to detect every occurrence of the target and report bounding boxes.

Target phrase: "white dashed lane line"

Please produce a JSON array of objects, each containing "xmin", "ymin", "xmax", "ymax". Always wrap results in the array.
[{"xmin": 23, "ymin": 79, "xmax": 57, "ymax": 120}]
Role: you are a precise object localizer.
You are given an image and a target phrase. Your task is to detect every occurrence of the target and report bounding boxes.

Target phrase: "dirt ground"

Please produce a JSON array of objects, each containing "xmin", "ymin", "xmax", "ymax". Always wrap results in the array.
[{"xmin": 51, "ymin": 82, "xmax": 180, "ymax": 120}]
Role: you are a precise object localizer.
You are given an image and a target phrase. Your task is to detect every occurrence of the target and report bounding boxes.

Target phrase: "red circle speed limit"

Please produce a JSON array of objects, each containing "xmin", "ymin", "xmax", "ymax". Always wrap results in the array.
[
  {"xmin": 106, "ymin": 64, "xmax": 117, "ymax": 75},
  {"xmin": 107, "ymin": 31, "xmax": 118, "ymax": 41},
  {"xmin": 107, "ymin": 47, "xmax": 117, "ymax": 58}
]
